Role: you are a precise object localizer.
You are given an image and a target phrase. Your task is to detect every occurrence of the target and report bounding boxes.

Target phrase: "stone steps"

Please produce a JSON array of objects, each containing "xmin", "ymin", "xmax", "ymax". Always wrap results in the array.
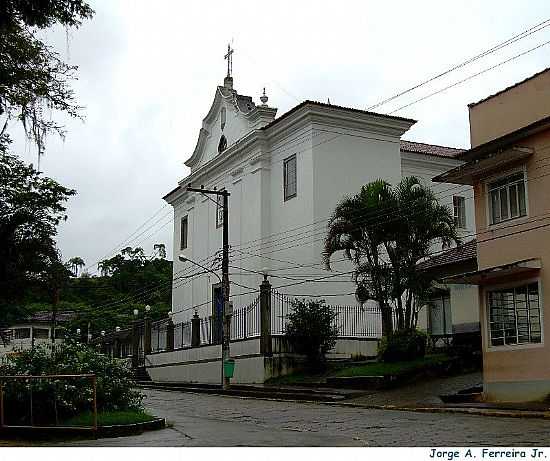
[{"xmin": 136, "ymin": 381, "xmax": 355, "ymax": 402}]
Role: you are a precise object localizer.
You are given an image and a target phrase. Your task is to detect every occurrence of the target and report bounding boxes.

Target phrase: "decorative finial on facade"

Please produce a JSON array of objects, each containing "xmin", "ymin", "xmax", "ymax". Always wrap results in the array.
[{"xmin": 260, "ymin": 87, "xmax": 268, "ymax": 106}]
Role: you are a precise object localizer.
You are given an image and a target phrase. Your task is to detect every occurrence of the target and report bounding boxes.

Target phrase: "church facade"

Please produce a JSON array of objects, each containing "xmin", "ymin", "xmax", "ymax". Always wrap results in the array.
[{"xmin": 163, "ymin": 71, "xmax": 479, "ymax": 353}]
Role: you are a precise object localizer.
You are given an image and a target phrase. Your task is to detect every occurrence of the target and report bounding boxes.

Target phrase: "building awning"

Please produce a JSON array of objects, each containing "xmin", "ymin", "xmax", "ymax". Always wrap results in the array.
[
  {"xmin": 442, "ymin": 258, "xmax": 541, "ymax": 285},
  {"xmin": 432, "ymin": 146, "xmax": 533, "ymax": 185}
]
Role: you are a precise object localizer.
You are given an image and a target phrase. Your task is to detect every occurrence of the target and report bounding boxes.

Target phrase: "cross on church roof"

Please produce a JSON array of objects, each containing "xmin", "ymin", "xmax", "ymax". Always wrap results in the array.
[{"xmin": 224, "ymin": 44, "xmax": 234, "ymax": 78}]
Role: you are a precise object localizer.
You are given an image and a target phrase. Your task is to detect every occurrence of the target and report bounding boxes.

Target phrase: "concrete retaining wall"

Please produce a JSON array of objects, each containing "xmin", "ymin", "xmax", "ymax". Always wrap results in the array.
[{"xmin": 146, "ymin": 337, "xmax": 378, "ymax": 384}]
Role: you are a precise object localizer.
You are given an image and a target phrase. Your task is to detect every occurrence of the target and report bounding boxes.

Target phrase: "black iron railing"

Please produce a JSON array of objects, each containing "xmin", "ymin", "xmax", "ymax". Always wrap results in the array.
[{"xmin": 230, "ymin": 295, "xmax": 261, "ymax": 340}]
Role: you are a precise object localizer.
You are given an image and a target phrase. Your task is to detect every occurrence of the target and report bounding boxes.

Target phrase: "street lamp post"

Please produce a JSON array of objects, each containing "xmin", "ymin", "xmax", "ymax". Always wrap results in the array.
[{"xmin": 179, "ymin": 254, "xmax": 231, "ymax": 389}]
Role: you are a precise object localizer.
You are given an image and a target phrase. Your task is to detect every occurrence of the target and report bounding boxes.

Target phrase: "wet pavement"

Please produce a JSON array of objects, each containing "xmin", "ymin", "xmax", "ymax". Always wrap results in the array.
[{"xmin": 54, "ymin": 387, "xmax": 550, "ymax": 446}]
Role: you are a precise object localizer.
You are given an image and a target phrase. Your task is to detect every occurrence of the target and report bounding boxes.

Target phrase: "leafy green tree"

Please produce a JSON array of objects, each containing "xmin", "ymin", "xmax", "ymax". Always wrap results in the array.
[
  {"xmin": 62, "ymin": 245, "xmax": 172, "ymax": 334},
  {"xmin": 0, "ymin": 0, "xmax": 94, "ymax": 162},
  {"xmin": 324, "ymin": 177, "xmax": 459, "ymax": 335},
  {"xmin": 0, "ymin": 152, "xmax": 75, "ymax": 321},
  {"xmin": 285, "ymin": 299, "xmax": 338, "ymax": 368}
]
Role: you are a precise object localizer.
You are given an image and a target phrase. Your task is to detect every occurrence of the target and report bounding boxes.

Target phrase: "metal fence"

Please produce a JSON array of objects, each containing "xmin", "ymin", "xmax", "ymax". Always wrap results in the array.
[
  {"xmin": 230, "ymin": 296, "xmax": 261, "ymax": 340},
  {"xmin": 124, "ymin": 288, "xmax": 396, "ymax": 358},
  {"xmin": 173, "ymin": 320, "xmax": 192, "ymax": 349},
  {"xmin": 151, "ymin": 320, "xmax": 167, "ymax": 353},
  {"xmin": 0, "ymin": 374, "xmax": 97, "ymax": 430},
  {"xmin": 271, "ymin": 290, "xmax": 393, "ymax": 338}
]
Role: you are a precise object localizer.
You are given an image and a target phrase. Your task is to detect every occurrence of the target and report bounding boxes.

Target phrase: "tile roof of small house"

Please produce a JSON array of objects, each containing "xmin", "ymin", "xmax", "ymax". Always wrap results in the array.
[
  {"xmin": 417, "ymin": 239, "xmax": 477, "ymax": 271},
  {"xmin": 26, "ymin": 310, "xmax": 77, "ymax": 323},
  {"xmin": 400, "ymin": 140, "xmax": 466, "ymax": 159}
]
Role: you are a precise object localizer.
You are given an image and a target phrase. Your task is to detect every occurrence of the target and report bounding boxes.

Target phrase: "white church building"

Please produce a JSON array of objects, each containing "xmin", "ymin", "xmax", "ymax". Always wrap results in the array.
[{"xmin": 153, "ymin": 56, "xmax": 479, "ymax": 382}]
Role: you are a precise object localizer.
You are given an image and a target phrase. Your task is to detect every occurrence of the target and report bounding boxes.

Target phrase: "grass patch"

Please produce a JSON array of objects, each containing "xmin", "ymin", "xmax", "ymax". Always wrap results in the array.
[
  {"xmin": 63, "ymin": 409, "xmax": 156, "ymax": 427},
  {"xmin": 267, "ymin": 354, "xmax": 453, "ymax": 385},
  {"xmin": 333, "ymin": 354, "xmax": 451, "ymax": 377}
]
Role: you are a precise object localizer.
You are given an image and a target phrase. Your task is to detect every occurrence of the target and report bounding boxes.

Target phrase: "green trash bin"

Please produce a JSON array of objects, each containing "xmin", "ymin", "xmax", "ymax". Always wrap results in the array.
[{"xmin": 224, "ymin": 359, "xmax": 235, "ymax": 378}]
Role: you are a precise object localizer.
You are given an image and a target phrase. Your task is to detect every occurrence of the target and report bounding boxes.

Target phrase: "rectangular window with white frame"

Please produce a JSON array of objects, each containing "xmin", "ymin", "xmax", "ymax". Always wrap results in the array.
[
  {"xmin": 453, "ymin": 195, "xmax": 466, "ymax": 229},
  {"xmin": 180, "ymin": 215, "xmax": 188, "ymax": 250},
  {"xmin": 487, "ymin": 282, "xmax": 542, "ymax": 347},
  {"xmin": 284, "ymin": 154, "xmax": 297, "ymax": 201},
  {"xmin": 488, "ymin": 171, "xmax": 527, "ymax": 225}
]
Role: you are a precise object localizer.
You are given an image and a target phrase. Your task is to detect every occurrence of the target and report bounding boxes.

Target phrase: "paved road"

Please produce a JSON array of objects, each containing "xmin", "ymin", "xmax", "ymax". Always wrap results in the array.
[{"xmin": 57, "ymin": 389, "xmax": 550, "ymax": 447}]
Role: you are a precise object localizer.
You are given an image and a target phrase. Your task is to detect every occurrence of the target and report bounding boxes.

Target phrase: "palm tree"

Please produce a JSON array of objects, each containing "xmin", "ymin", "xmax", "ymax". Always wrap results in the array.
[
  {"xmin": 68, "ymin": 256, "xmax": 85, "ymax": 277},
  {"xmin": 153, "ymin": 243, "xmax": 166, "ymax": 259},
  {"xmin": 384, "ymin": 177, "xmax": 459, "ymax": 330},
  {"xmin": 324, "ymin": 177, "xmax": 459, "ymax": 335},
  {"xmin": 323, "ymin": 180, "xmax": 396, "ymax": 335}
]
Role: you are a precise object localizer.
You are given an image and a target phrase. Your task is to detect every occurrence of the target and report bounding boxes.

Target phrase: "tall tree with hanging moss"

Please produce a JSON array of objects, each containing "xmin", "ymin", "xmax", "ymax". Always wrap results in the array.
[
  {"xmin": 0, "ymin": 0, "xmax": 94, "ymax": 327},
  {"xmin": 1, "ymin": 0, "xmax": 94, "ymax": 163}
]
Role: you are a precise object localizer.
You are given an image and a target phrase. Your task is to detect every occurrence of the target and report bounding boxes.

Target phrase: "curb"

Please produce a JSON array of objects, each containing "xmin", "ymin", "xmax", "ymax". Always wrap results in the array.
[
  {"xmin": 319, "ymin": 401, "xmax": 550, "ymax": 419},
  {"xmin": 0, "ymin": 417, "xmax": 166, "ymax": 440},
  {"xmin": 97, "ymin": 417, "xmax": 166, "ymax": 438}
]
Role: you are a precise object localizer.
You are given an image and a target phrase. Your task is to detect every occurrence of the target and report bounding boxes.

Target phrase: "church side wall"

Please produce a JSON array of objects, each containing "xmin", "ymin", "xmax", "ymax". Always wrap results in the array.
[{"xmin": 309, "ymin": 127, "xmax": 402, "ymax": 306}]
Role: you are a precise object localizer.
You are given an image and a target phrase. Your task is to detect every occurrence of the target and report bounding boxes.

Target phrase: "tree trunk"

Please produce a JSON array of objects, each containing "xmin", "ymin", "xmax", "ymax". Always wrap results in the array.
[
  {"xmin": 380, "ymin": 302, "xmax": 393, "ymax": 336},
  {"xmin": 404, "ymin": 290, "xmax": 413, "ymax": 330},
  {"xmin": 396, "ymin": 295, "xmax": 404, "ymax": 331}
]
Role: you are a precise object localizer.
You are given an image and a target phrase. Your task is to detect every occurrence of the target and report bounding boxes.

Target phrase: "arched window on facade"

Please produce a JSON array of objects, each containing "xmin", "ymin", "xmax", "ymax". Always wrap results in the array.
[{"xmin": 218, "ymin": 135, "xmax": 227, "ymax": 154}]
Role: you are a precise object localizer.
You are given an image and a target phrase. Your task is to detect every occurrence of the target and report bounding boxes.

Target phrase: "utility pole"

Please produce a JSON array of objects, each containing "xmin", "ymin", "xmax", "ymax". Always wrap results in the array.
[{"xmin": 187, "ymin": 185, "xmax": 231, "ymax": 389}]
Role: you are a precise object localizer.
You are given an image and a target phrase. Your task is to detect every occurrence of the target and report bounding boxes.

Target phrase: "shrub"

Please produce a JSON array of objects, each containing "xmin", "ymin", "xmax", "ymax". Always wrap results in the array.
[
  {"xmin": 285, "ymin": 299, "xmax": 338, "ymax": 368},
  {"xmin": 0, "ymin": 341, "xmax": 143, "ymax": 426},
  {"xmin": 378, "ymin": 329, "xmax": 427, "ymax": 362}
]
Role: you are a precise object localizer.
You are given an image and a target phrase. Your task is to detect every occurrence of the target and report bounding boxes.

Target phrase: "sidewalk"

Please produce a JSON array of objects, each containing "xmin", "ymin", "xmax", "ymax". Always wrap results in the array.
[
  {"xmin": 336, "ymin": 371, "xmax": 550, "ymax": 419},
  {"xmin": 348, "ymin": 371, "xmax": 482, "ymax": 407}
]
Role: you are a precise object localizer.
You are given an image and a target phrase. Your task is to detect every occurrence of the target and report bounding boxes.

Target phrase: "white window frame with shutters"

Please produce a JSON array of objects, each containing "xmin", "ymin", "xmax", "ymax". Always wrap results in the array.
[
  {"xmin": 453, "ymin": 195, "xmax": 466, "ymax": 229},
  {"xmin": 486, "ymin": 169, "xmax": 528, "ymax": 227},
  {"xmin": 486, "ymin": 279, "xmax": 543, "ymax": 350},
  {"xmin": 283, "ymin": 154, "xmax": 297, "ymax": 201}
]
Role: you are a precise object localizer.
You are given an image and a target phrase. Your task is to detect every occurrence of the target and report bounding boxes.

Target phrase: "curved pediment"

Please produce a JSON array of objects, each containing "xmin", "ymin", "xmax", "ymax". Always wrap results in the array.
[
  {"xmin": 184, "ymin": 86, "xmax": 260, "ymax": 170},
  {"xmin": 185, "ymin": 128, "xmax": 210, "ymax": 168}
]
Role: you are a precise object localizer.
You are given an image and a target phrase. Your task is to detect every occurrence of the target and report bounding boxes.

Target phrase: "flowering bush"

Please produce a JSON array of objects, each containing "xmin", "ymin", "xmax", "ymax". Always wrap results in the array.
[{"xmin": 0, "ymin": 341, "xmax": 142, "ymax": 425}]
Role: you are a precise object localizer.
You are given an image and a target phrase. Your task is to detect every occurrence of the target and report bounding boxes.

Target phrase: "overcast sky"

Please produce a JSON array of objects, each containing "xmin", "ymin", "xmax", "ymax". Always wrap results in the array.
[{"xmin": 12, "ymin": 0, "xmax": 550, "ymax": 273}]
